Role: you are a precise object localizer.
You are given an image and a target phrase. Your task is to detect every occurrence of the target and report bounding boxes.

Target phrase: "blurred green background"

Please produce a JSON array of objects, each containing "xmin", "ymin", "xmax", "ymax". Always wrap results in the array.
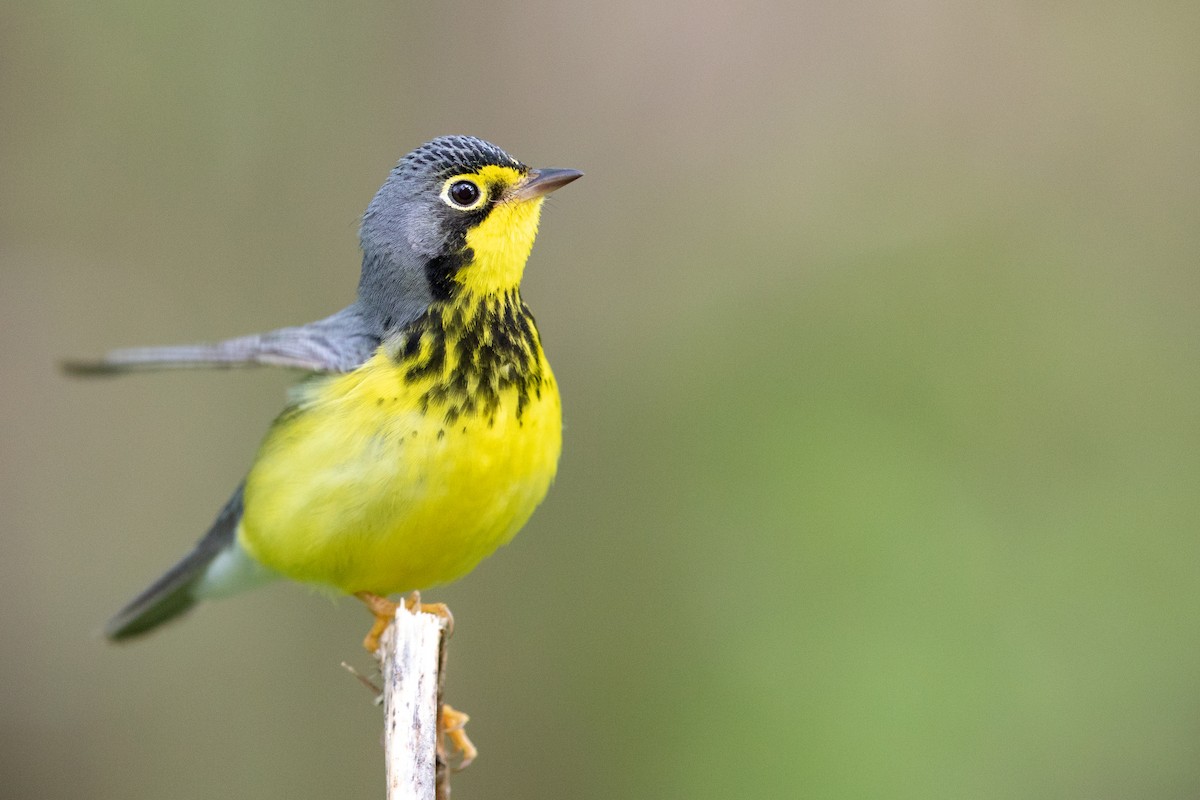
[{"xmin": 2, "ymin": 2, "xmax": 1198, "ymax": 798}]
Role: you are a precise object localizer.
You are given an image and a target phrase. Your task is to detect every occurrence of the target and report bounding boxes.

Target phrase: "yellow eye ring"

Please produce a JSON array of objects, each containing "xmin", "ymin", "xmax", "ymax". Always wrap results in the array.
[{"xmin": 441, "ymin": 178, "xmax": 485, "ymax": 211}]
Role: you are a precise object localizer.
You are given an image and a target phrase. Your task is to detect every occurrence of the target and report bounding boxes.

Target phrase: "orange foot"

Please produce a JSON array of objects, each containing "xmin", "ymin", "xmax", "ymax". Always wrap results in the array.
[
  {"xmin": 440, "ymin": 703, "xmax": 478, "ymax": 770},
  {"xmin": 355, "ymin": 591, "xmax": 455, "ymax": 652}
]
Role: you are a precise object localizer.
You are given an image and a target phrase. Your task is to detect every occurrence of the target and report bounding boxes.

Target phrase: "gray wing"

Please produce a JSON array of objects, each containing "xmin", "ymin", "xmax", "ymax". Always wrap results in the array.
[{"xmin": 63, "ymin": 304, "xmax": 381, "ymax": 376}]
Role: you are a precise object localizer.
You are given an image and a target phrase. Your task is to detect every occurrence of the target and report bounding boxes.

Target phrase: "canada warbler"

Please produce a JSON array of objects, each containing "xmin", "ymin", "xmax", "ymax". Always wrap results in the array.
[{"xmin": 69, "ymin": 136, "xmax": 581, "ymax": 644}]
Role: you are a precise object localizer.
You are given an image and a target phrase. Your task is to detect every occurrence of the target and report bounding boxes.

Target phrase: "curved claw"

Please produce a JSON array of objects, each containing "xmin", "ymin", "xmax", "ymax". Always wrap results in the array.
[{"xmin": 355, "ymin": 592, "xmax": 400, "ymax": 652}]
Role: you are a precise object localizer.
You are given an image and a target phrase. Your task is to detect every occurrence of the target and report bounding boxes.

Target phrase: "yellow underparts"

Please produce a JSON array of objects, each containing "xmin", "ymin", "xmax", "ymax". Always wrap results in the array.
[{"xmin": 238, "ymin": 333, "xmax": 560, "ymax": 595}]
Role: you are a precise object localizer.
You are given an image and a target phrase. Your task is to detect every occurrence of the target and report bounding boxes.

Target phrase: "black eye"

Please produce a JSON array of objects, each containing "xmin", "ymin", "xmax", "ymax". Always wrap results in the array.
[{"xmin": 447, "ymin": 180, "xmax": 481, "ymax": 208}]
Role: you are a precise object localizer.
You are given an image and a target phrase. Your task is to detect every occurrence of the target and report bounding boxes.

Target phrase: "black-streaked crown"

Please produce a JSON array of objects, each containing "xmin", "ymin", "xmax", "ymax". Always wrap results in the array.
[{"xmin": 395, "ymin": 135, "xmax": 527, "ymax": 180}]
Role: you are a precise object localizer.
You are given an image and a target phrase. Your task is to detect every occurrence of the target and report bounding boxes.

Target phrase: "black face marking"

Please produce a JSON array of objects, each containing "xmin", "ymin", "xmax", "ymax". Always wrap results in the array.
[
  {"xmin": 424, "ymin": 250, "xmax": 469, "ymax": 301},
  {"xmin": 390, "ymin": 290, "xmax": 547, "ymax": 426},
  {"xmin": 400, "ymin": 138, "xmax": 532, "ymax": 303}
]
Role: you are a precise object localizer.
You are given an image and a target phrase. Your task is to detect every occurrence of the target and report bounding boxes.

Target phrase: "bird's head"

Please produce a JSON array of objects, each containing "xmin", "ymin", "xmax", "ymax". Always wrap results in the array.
[{"xmin": 360, "ymin": 136, "xmax": 581, "ymax": 304}]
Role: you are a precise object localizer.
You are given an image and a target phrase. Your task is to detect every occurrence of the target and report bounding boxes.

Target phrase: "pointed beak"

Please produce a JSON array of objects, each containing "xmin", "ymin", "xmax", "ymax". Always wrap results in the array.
[{"xmin": 508, "ymin": 168, "xmax": 583, "ymax": 202}]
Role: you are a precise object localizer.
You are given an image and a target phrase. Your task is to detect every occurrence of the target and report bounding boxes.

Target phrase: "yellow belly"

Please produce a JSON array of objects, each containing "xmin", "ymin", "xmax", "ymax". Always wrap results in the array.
[{"xmin": 239, "ymin": 349, "xmax": 561, "ymax": 595}]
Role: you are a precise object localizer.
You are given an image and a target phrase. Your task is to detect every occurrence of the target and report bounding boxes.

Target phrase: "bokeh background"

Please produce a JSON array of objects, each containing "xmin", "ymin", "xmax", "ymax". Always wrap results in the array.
[{"xmin": 3, "ymin": 2, "xmax": 1198, "ymax": 798}]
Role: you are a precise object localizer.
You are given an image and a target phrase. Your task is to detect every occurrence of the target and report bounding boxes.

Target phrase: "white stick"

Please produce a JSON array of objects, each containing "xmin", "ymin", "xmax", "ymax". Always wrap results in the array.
[{"xmin": 380, "ymin": 604, "xmax": 448, "ymax": 800}]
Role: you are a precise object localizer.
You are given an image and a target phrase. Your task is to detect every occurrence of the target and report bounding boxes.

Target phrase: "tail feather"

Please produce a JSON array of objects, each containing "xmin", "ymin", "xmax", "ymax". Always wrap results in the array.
[{"xmin": 105, "ymin": 484, "xmax": 246, "ymax": 641}]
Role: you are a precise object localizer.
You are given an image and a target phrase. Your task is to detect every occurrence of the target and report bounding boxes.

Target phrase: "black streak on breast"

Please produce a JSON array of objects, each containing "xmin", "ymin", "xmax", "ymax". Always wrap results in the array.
[{"xmin": 392, "ymin": 289, "xmax": 546, "ymax": 426}]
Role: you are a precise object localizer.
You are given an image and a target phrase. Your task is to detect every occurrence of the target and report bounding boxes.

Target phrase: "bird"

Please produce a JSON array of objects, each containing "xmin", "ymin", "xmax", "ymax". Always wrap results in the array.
[{"xmin": 67, "ymin": 136, "xmax": 581, "ymax": 656}]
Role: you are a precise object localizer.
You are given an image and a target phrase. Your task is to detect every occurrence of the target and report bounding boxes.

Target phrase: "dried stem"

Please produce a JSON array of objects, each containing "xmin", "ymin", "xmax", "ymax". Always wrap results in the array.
[{"xmin": 377, "ymin": 603, "xmax": 453, "ymax": 800}]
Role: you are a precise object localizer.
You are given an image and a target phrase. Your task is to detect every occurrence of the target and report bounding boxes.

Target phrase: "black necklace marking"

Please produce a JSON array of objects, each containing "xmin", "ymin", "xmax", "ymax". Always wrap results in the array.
[{"xmin": 392, "ymin": 290, "xmax": 547, "ymax": 426}]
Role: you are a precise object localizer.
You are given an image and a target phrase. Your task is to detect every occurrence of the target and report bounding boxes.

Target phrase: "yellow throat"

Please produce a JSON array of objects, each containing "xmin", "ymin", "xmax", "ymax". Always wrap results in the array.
[{"xmin": 453, "ymin": 164, "xmax": 545, "ymax": 295}]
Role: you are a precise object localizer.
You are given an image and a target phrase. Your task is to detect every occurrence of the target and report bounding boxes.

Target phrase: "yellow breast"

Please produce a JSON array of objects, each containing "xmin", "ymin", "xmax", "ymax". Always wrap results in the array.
[{"xmin": 239, "ymin": 294, "xmax": 561, "ymax": 595}]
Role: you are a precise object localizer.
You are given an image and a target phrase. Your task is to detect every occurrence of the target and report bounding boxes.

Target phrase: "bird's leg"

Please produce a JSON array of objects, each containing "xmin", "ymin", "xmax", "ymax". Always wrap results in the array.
[
  {"xmin": 355, "ymin": 591, "xmax": 456, "ymax": 653},
  {"xmin": 439, "ymin": 703, "xmax": 477, "ymax": 770},
  {"xmin": 355, "ymin": 591, "xmax": 399, "ymax": 653}
]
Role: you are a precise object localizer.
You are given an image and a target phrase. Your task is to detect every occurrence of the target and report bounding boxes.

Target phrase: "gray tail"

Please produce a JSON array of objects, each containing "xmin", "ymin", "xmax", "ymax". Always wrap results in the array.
[{"xmin": 105, "ymin": 484, "xmax": 245, "ymax": 641}]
